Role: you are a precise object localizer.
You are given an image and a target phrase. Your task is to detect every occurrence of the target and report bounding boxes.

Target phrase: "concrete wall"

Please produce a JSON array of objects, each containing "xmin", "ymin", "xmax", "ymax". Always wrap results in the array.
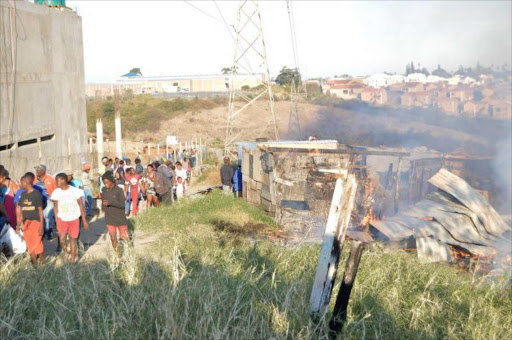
[{"xmin": 0, "ymin": 1, "xmax": 87, "ymax": 178}]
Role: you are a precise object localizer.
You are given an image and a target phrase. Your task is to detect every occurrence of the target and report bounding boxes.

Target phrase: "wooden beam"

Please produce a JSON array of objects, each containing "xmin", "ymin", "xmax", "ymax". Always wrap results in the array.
[{"xmin": 328, "ymin": 240, "xmax": 364, "ymax": 334}]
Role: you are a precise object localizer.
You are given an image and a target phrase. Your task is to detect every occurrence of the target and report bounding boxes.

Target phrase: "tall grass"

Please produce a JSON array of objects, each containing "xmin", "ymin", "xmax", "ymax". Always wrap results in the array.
[{"xmin": 1, "ymin": 191, "xmax": 511, "ymax": 339}]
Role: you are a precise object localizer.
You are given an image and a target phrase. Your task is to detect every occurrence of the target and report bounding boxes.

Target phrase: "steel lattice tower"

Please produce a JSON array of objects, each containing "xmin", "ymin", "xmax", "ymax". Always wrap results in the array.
[{"xmin": 224, "ymin": 0, "xmax": 278, "ymax": 157}]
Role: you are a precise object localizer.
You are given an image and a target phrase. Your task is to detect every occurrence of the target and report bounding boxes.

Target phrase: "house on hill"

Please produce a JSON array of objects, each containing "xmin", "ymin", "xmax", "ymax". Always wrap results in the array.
[{"xmin": 360, "ymin": 88, "xmax": 387, "ymax": 105}]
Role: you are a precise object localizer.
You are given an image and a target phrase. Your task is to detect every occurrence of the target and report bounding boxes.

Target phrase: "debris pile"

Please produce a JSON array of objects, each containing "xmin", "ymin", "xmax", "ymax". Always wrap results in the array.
[{"xmin": 370, "ymin": 169, "xmax": 511, "ymax": 265}]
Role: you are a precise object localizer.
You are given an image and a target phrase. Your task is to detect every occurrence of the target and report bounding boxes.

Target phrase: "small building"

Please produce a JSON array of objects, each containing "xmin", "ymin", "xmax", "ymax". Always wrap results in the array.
[
  {"xmin": 361, "ymin": 88, "xmax": 388, "ymax": 105},
  {"xmin": 463, "ymin": 100, "xmax": 487, "ymax": 117},
  {"xmin": 435, "ymin": 97, "xmax": 461, "ymax": 114},
  {"xmin": 328, "ymin": 84, "xmax": 365, "ymax": 100},
  {"xmin": 401, "ymin": 92, "xmax": 431, "ymax": 107}
]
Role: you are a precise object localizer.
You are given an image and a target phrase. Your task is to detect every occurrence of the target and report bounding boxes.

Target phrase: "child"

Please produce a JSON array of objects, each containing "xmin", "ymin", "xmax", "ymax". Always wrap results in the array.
[
  {"xmin": 175, "ymin": 176, "xmax": 185, "ymax": 200},
  {"xmin": 51, "ymin": 173, "xmax": 89, "ymax": 262},
  {"xmin": 125, "ymin": 167, "xmax": 141, "ymax": 216},
  {"xmin": 101, "ymin": 172, "xmax": 129, "ymax": 257},
  {"xmin": 16, "ymin": 175, "xmax": 44, "ymax": 264}
]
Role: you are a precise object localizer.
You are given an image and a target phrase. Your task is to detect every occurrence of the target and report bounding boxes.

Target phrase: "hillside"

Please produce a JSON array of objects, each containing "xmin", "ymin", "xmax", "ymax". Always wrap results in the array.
[
  {"xmin": 1, "ymin": 192, "xmax": 510, "ymax": 339},
  {"xmin": 87, "ymin": 96, "xmax": 509, "ymax": 157}
]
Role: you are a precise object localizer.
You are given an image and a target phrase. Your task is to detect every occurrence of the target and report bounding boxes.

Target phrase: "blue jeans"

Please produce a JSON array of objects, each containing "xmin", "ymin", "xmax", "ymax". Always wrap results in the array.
[
  {"xmin": 43, "ymin": 204, "xmax": 55, "ymax": 235},
  {"xmin": 84, "ymin": 188, "xmax": 93, "ymax": 216}
]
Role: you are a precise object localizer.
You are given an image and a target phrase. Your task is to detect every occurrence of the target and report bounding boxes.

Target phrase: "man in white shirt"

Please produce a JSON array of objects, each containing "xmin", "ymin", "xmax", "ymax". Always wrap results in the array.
[{"xmin": 51, "ymin": 173, "xmax": 89, "ymax": 262}]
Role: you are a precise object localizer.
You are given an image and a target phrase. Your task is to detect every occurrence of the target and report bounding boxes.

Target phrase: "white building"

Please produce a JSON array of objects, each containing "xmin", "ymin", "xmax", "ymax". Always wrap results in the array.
[
  {"xmin": 365, "ymin": 74, "xmax": 405, "ymax": 88},
  {"xmin": 405, "ymin": 73, "xmax": 428, "ymax": 83}
]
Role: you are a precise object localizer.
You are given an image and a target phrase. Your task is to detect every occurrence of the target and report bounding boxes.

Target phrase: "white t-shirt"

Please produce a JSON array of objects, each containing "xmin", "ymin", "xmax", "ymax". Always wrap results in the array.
[
  {"xmin": 175, "ymin": 168, "xmax": 188, "ymax": 181},
  {"xmin": 176, "ymin": 182, "xmax": 184, "ymax": 199},
  {"xmin": 50, "ymin": 186, "xmax": 84, "ymax": 222}
]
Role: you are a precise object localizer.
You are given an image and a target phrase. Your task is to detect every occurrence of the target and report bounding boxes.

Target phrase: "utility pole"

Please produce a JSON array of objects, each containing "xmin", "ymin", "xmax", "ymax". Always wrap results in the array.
[
  {"xmin": 224, "ymin": 0, "xmax": 278, "ymax": 157},
  {"xmin": 114, "ymin": 90, "xmax": 122, "ymax": 158},
  {"xmin": 287, "ymin": 79, "xmax": 301, "ymax": 138}
]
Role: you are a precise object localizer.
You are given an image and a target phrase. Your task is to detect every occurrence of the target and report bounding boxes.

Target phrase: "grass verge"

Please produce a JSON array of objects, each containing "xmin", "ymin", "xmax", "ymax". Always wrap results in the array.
[{"xmin": 1, "ymin": 191, "xmax": 511, "ymax": 339}]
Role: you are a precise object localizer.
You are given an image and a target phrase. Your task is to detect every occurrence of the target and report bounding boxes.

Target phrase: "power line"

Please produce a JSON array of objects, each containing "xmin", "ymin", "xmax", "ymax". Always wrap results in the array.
[
  {"xmin": 286, "ymin": 0, "xmax": 299, "ymax": 71},
  {"xmin": 183, "ymin": 0, "xmax": 223, "ymax": 24}
]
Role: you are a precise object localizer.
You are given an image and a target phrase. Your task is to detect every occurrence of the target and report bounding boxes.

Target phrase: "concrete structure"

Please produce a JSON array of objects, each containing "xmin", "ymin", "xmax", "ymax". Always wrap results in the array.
[
  {"xmin": 0, "ymin": 1, "xmax": 87, "ymax": 177},
  {"xmin": 86, "ymin": 73, "xmax": 266, "ymax": 97}
]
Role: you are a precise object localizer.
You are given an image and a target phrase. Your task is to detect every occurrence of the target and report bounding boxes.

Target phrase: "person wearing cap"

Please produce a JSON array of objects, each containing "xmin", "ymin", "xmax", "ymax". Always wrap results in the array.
[
  {"xmin": 220, "ymin": 156, "xmax": 234, "ymax": 195},
  {"xmin": 101, "ymin": 171, "xmax": 129, "ymax": 258},
  {"xmin": 35, "ymin": 164, "xmax": 56, "ymax": 239},
  {"xmin": 82, "ymin": 164, "xmax": 93, "ymax": 216}
]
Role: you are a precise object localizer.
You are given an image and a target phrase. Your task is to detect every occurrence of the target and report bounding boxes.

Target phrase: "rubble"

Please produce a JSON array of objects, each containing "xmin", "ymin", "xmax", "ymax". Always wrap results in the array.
[{"xmin": 371, "ymin": 169, "xmax": 511, "ymax": 263}]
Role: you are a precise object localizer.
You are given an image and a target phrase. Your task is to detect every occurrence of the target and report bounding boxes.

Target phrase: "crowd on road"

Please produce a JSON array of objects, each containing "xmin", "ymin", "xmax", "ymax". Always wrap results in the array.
[{"xmin": 0, "ymin": 148, "xmax": 199, "ymax": 264}]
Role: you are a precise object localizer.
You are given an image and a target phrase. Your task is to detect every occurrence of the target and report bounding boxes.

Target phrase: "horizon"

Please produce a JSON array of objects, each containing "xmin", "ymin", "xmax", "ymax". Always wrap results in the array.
[{"xmin": 66, "ymin": 1, "xmax": 512, "ymax": 84}]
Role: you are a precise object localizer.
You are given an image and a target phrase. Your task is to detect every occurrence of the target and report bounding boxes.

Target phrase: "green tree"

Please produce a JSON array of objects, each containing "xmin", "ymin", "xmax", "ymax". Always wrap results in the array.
[
  {"xmin": 275, "ymin": 66, "xmax": 301, "ymax": 86},
  {"xmin": 129, "ymin": 68, "xmax": 142, "ymax": 75},
  {"xmin": 432, "ymin": 64, "xmax": 452, "ymax": 78},
  {"xmin": 221, "ymin": 66, "xmax": 237, "ymax": 75}
]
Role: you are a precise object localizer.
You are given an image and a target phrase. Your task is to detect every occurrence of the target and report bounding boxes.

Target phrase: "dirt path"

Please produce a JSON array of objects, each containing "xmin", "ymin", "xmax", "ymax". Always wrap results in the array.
[{"xmin": 42, "ymin": 200, "xmax": 161, "ymax": 262}]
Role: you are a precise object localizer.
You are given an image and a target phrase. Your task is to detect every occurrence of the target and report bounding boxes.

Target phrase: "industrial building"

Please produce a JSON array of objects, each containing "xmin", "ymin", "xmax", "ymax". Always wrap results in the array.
[
  {"xmin": 0, "ymin": 0, "xmax": 88, "ymax": 178},
  {"xmin": 86, "ymin": 73, "xmax": 266, "ymax": 98}
]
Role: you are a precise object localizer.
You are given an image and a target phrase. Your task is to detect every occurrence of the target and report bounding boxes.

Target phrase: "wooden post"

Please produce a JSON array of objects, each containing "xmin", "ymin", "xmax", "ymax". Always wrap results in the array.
[
  {"xmin": 310, "ymin": 176, "xmax": 358, "ymax": 316},
  {"xmin": 328, "ymin": 240, "xmax": 364, "ymax": 334},
  {"xmin": 394, "ymin": 157, "xmax": 402, "ymax": 214},
  {"xmin": 157, "ymin": 143, "xmax": 160, "ymax": 156}
]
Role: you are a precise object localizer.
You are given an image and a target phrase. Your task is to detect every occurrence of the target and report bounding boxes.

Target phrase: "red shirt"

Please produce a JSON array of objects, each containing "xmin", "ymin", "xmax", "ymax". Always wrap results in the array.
[{"xmin": 125, "ymin": 174, "xmax": 141, "ymax": 193}]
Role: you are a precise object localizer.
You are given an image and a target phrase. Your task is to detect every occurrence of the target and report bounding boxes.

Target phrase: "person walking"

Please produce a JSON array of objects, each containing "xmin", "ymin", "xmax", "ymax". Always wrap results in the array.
[
  {"xmin": 34, "ymin": 165, "xmax": 56, "ymax": 239},
  {"xmin": 101, "ymin": 172, "xmax": 129, "ymax": 258},
  {"xmin": 156, "ymin": 162, "xmax": 173, "ymax": 204},
  {"xmin": 81, "ymin": 164, "xmax": 94, "ymax": 216},
  {"xmin": 220, "ymin": 156, "xmax": 234, "ymax": 195},
  {"xmin": 16, "ymin": 174, "xmax": 44, "ymax": 264},
  {"xmin": 143, "ymin": 164, "xmax": 159, "ymax": 208},
  {"xmin": 125, "ymin": 167, "xmax": 141, "ymax": 216},
  {"xmin": 51, "ymin": 173, "xmax": 89, "ymax": 262}
]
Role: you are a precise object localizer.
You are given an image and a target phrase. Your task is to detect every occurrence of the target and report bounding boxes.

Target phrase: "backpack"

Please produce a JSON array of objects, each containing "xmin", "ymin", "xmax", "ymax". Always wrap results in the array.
[{"xmin": 154, "ymin": 170, "xmax": 169, "ymax": 195}]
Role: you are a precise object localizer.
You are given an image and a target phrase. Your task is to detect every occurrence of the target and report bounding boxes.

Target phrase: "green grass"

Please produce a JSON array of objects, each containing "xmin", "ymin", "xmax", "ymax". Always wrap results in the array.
[{"xmin": 1, "ymin": 192, "xmax": 511, "ymax": 339}]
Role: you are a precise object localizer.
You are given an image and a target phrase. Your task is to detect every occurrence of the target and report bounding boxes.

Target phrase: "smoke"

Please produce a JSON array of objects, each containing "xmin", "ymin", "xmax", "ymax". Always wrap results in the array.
[{"xmin": 492, "ymin": 132, "xmax": 512, "ymax": 215}]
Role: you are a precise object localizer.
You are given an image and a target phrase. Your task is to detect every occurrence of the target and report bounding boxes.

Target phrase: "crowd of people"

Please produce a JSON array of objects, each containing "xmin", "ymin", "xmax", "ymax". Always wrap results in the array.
[{"xmin": 0, "ymin": 149, "xmax": 198, "ymax": 263}]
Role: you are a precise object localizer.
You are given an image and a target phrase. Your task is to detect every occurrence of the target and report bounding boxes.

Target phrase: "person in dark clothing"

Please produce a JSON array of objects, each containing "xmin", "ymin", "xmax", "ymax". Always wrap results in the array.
[
  {"xmin": 220, "ymin": 156, "xmax": 234, "ymax": 195},
  {"xmin": 16, "ymin": 175, "xmax": 44, "ymax": 264},
  {"xmin": 101, "ymin": 172, "xmax": 129, "ymax": 258},
  {"xmin": 233, "ymin": 165, "xmax": 243, "ymax": 198},
  {"xmin": 135, "ymin": 158, "xmax": 144, "ymax": 175}
]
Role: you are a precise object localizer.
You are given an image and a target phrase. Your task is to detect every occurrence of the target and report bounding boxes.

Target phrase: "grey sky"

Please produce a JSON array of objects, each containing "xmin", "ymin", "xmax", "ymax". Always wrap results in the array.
[{"xmin": 67, "ymin": 1, "xmax": 512, "ymax": 83}]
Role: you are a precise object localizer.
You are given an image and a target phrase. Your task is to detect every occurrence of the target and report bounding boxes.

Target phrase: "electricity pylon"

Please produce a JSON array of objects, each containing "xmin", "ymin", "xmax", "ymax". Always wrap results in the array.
[{"xmin": 224, "ymin": 0, "xmax": 278, "ymax": 157}]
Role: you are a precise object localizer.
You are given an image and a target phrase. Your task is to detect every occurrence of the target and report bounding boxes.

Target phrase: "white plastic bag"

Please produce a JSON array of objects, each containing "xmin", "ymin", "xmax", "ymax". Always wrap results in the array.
[{"xmin": 0, "ymin": 223, "xmax": 27, "ymax": 256}]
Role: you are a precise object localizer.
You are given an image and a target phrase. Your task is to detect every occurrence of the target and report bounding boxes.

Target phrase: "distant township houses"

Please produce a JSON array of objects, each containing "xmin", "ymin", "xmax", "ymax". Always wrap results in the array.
[{"xmin": 322, "ymin": 73, "xmax": 512, "ymax": 120}]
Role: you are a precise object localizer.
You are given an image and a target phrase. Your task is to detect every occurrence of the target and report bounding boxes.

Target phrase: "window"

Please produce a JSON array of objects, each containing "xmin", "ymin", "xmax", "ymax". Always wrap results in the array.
[
  {"xmin": 173, "ymin": 83, "xmax": 178, "ymax": 86},
  {"xmin": 18, "ymin": 138, "xmax": 38, "ymax": 147},
  {"xmin": 0, "ymin": 143, "xmax": 14, "ymax": 152}
]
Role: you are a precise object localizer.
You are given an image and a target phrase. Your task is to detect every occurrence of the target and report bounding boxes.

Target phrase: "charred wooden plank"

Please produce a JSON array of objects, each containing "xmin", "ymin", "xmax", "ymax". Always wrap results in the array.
[{"xmin": 328, "ymin": 240, "xmax": 364, "ymax": 334}]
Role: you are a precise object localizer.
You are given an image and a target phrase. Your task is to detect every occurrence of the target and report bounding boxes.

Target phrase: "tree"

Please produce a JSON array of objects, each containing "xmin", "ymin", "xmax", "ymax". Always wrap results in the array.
[
  {"xmin": 129, "ymin": 68, "xmax": 142, "ymax": 75},
  {"xmin": 221, "ymin": 66, "xmax": 238, "ymax": 75},
  {"xmin": 432, "ymin": 65, "xmax": 452, "ymax": 78},
  {"xmin": 275, "ymin": 66, "xmax": 301, "ymax": 86},
  {"xmin": 420, "ymin": 67, "xmax": 430, "ymax": 76}
]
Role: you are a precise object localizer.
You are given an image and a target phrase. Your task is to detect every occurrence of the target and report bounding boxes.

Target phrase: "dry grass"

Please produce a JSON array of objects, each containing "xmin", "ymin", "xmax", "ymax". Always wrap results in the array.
[{"xmin": 1, "ymin": 192, "xmax": 511, "ymax": 339}]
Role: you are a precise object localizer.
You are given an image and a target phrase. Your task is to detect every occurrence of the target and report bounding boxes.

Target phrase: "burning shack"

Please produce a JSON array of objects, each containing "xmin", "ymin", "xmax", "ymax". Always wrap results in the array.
[{"xmin": 238, "ymin": 140, "xmax": 409, "ymax": 238}]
